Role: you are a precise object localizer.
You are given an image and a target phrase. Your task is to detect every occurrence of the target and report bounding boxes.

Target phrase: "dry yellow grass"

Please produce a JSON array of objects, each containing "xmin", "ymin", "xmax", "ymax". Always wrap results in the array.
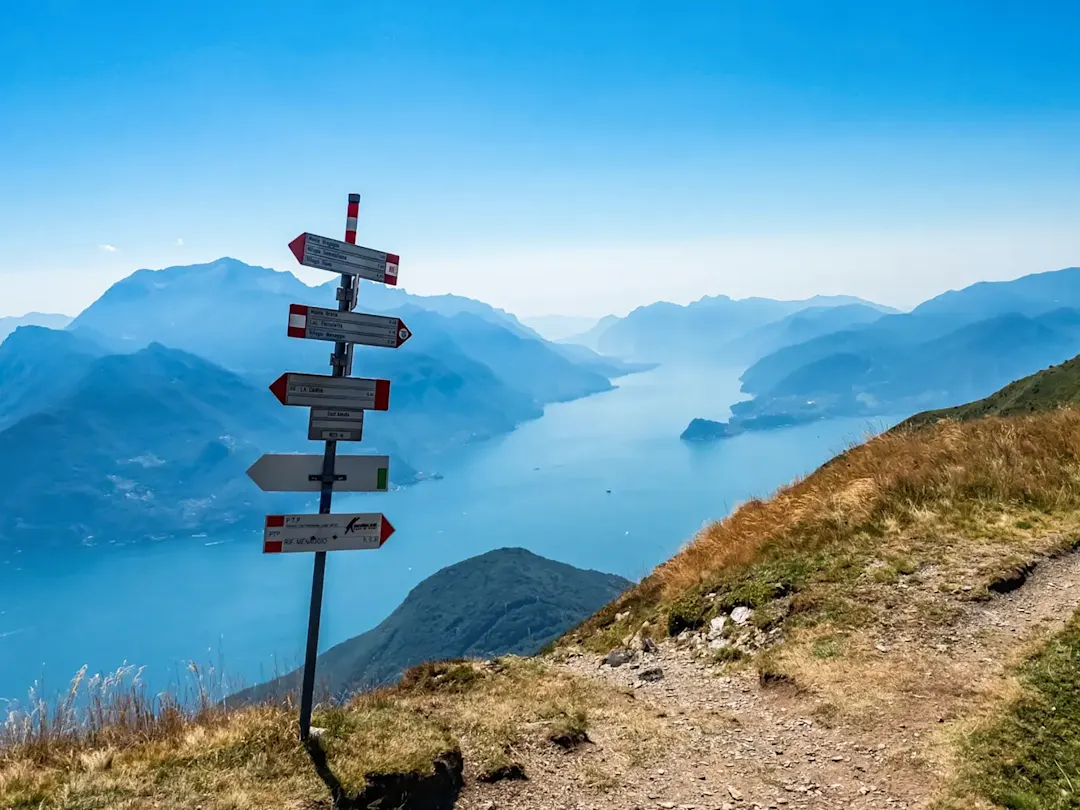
[
  {"xmin": 571, "ymin": 410, "xmax": 1080, "ymax": 649},
  {"xmin": 0, "ymin": 657, "xmax": 666, "ymax": 809}
]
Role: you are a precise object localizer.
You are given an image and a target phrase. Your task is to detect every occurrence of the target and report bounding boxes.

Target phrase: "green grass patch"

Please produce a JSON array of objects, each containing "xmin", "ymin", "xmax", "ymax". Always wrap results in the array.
[{"xmin": 953, "ymin": 606, "xmax": 1080, "ymax": 808}]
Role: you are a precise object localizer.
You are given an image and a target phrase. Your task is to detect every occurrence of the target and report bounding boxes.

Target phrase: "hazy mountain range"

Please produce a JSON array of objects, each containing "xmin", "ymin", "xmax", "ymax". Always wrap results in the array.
[
  {"xmin": 566, "ymin": 293, "xmax": 898, "ymax": 363},
  {"xmin": 676, "ymin": 266, "xmax": 1080, "ymax": 438}
]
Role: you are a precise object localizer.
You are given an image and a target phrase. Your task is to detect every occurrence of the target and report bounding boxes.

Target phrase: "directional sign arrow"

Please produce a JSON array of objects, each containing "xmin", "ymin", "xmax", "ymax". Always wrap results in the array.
[
  {"xmin": 289, "ymin": 232, "xmax": 399, "ymax": 286},
  {"xmin": 287, "ymin": 304, "xmax": 411, "ymax": 348},
  {"xmin": 246, "ymin": 454, "xmax": 390, "ymax": 492},
  {"xmin": 263, "ymin": 513, "xmax": 394, "ymax": 553},
  {"xmin": 269, "ymin": 372, "xmax": 390, "ymax": 411}
]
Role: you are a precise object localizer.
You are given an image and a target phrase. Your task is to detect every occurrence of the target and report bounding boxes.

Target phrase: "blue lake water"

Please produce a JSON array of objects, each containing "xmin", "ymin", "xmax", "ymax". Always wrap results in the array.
[{"xmin": 0, "ymin": 364, "xmax": 902, "ymax": 702}]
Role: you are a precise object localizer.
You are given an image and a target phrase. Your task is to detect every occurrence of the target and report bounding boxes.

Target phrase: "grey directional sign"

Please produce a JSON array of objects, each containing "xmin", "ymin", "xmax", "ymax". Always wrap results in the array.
[
  {"xmin": 287, "ymin": 304, "xmax": 412, "ymax": 348},
  {"xmin": 288, "ymin": 232, "xmax": 399, "ymax": 286},
  {"xmin": 246, "ymin": 454, "xmax": 390, "ymax": 492},
  {"xmin": 308, "ymin": 408, "xmax": 364, "ymax": 442},
  {"xmin": 269, "ymin": 372, "xmax": 390, "ymax": 411}
]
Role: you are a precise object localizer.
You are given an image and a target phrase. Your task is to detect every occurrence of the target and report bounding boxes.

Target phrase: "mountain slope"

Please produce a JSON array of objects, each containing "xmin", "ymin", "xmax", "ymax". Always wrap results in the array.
[
  {"xmin": 0, "ymin": 327, "xmax": 107, "ymax": 430},
  {"xmin": 0, "ymin": 343, "xmax": 310, "ymax": 551},
  {"xmin": 589, "ymin": 294, "xmax": 892, "ymax": 363},
  {"xmin": 723, "ymin": 306, "xmax": 1080, "ymax": 434},
  {"xmin": 900, "ymin": 352, "xmax": 1080, "ymax": 429},
  {"xmin": 0, "ymin": 312, "xmax": 72, "ymax": 342},
  {"xmin": 741, "ymin": 266, "xmax": 1080, "ymax": 396},
  {"xmin": 238, "ymin": 548, "xmax": 630, "ymax": 700}
]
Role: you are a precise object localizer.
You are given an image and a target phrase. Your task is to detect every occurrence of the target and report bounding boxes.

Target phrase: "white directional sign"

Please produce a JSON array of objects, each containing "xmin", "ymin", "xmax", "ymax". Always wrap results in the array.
[
  {"xmin": 269, "ymin": 372, "xmax": 390, "ymax": 411},
  {"xmin": 289, "ymin": 232, "xmax": 399, "ymax": 286},
  {"xmin": 287, "ymin": 304, "xmax": 411, "ymax": 348},
  {"xmin": 308, "ymin": 407, "xmax": 364, "ymax": 442},
  {"xmin": 263, "ymin": 513, "xmax": 395, "ymax": 553},
  {"xmin": 246, "ymin": 454, "xmax": 390, "ymax": 492}
]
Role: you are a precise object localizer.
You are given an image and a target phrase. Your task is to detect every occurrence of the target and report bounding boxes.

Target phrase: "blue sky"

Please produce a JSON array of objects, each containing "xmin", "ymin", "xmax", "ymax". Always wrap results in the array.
[{"xmin": 2, "ymin": 1, "xmax": 1079, "ymax": 317}]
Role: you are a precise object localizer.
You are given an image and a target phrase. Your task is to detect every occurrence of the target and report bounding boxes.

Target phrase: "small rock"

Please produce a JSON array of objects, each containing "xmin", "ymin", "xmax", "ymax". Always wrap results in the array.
[
  {"xmin": 728, "ymin": 785, "xmax": 744, "ymax": 801},
  {"xmin": 640, "ymin": 667, "xmax": 664, "ymax": 682},
  {"xmin": 875, "ymin": 643, "xmax": 890, "ymax": 653},
  {"xmin": 641, "ymin": 636, "xmax": 659, "ymax": 654},
  {"xmin": 708, "ymin": 615, "xmax": 728, "ymax": 638},
  {"xmin": 659, "ymin": 803, "xmax": 675, "ymax": 809},
  {"xmin": 730, "ymin": 606, "xmax": 754, "ymax": 625},
  {"xmin": 605, "ymin": 649, "xmax": 632, "ymax": 668}
]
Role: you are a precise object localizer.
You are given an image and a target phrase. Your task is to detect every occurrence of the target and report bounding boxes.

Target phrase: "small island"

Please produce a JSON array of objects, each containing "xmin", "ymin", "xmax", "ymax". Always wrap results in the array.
[
  {"xmin": 680, "ymin": 412, "xmax": 820, "ymax": 442},
  {"xmin": 679, "ymin": 417, "xmax": 739, "ymax": 441}
]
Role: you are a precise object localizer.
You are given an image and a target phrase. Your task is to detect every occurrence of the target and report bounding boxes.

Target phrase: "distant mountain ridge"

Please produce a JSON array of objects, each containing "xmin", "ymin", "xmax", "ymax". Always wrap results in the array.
[
  {"xmin": 566, "ymin": 293, "xmax": 895, "ymax": 363},
  {"xmin": 235, "ymin": 548, "xmax": 630, "ymax": 703},
  {"xmin": 0, "ymin": 312, "xmax": 72, "ymax": 342},
  {"xmin": 689, "ymin": 267, "xmax": 1080, "ymax": 440}
]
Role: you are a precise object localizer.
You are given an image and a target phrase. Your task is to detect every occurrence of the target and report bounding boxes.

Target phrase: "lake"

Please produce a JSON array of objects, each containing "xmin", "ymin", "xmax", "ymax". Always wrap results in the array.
[{"xmin": 0, "ymin": 364, "xmax": 902, "ymax": 702}]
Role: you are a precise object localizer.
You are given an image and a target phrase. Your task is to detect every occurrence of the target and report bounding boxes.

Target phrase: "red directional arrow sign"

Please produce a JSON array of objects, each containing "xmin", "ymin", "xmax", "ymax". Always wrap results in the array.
[
  {"xmin": 289, "ymin": 232, "xmax": 399, "ymax": 286},
  {"xmin": 287, "ymin": 304, "xmax": 411, "ymax": 348},
  {"xmin": 269, "ymin": 372, "xmax": 390, "ymax": 410},
  {"xmin": 263, "ymin": 513, "xmax": 395, "ymax": 553}
]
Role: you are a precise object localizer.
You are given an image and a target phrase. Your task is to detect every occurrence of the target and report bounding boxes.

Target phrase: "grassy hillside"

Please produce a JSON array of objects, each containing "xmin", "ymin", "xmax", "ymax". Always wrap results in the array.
[{"xmin": 900, "ymin": 353, "xmax": 1080, "ymax": 429}]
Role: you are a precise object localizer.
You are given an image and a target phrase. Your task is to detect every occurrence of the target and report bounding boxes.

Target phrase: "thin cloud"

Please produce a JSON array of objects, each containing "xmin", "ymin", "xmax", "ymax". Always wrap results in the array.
[
  {"xmin": 175, "ymin": 237, "xmax": 184, "ymax": 247},
  {"xmin": 97, "ymin": 244, "xmax": 119, "ymax": 253}
]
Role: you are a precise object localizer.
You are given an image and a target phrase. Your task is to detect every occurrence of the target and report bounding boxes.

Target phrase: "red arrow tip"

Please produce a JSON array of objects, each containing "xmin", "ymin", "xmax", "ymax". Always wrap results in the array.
[
  {"xmin": 396, "ymin": 320, "xmax": 412, "ymax": 347},
  {"xmin": 373, "ymin": 379, "xmax": 391, "ymax": 411},
  {"xmin": 288, "ymin": 233, "xmax": 307, "ymax": 264},
  {"xmin": 268, "ymin": 374, "xmax": 288, "ymax": 405},
  {"xmin": 380, "ymin": 516, "xmax": 395, "ymax": 545}
]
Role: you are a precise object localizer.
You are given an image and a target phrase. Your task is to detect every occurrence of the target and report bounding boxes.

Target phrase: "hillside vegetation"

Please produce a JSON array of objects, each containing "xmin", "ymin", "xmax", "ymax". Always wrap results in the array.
[{"xmin": 901, "ymin": 354, "xmax": 1080, "ymax": 428}]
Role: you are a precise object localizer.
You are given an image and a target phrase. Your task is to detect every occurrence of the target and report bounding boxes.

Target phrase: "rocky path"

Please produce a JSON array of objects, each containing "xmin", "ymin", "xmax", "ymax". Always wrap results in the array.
[{"xmin": 455, "ymin": 549, "xmax": 1080, "ymax": 810}]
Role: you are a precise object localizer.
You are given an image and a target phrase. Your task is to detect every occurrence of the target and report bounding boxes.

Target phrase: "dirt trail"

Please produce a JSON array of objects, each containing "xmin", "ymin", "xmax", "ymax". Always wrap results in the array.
[{"xmin": 455, "ymin": 550, "xmax": 1080, "ymax": 810}]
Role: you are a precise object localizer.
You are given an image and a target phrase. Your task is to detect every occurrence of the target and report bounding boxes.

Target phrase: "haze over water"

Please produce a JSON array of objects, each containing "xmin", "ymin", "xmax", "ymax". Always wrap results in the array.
[{"xmin": 0, "ymin": 365, "xmax": 902, "ymax": 702}]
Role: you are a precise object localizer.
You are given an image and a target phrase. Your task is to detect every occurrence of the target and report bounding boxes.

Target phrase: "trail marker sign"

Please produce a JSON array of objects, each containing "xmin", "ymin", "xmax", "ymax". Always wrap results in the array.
[
  {"xmin": 263, "ymin": 513, "xmax": 394, "ymax": 553},
  {"xmin": 246, "ymin": 453, "xmax": 389, "ymax": 492},
  {"xmin": 289, "ymin": 232, "xmax": 399, "ymax": 285},
  {"xmin": 269, "ymin": 372, "xmax": 390, "ymax": 410},
  {"xmin": 308, "ymin": 408, "xmax": 364, "ymax": 442},
  {"xmin": 287, "ymin": 304, "xmax": 411, "ymax": 348}
]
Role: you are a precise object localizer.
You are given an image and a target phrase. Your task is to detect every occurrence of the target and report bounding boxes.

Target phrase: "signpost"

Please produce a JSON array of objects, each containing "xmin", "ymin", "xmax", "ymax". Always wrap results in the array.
[
  {"xmin": 268, "ymin": 372, "xmax": 390, "ymax": 411},
  {"xmin": 287, "ymin": 304, "xmax": 411, "ymax": 348},
  {"xmin": 263, "ymin": 513, "xmax": 394, "ymax": 553},
  {"xmin": 288, "ymin": 232, "xmax": 399, "ymax": 285},
  {"xmin": 246, "ymin": 453, "xmax": 389, "ymax": 492},
  {"xmin": 246, "ymin": 193, "xmax": 407, "ymax": 744}
]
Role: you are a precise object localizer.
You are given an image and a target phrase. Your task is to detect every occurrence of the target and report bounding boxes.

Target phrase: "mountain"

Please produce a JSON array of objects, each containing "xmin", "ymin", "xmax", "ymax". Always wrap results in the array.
[
  {"xmin": 576, "ymin": 294, "xmax": 893, "ymax": 363},
  {"xmin": 399, "ymin": 309, "xmax": 613, "ymax": 404},
  {"xmin": 237, "ymin": 547, "xmax": 630, "ymax": 701},
  {"xmin": 719, "ymin": 303, "xmax": 888, "ymax": 366},
  {"xmin": 64, "ymin": 258, "xmax": 624, "ymax": 464},
  {"xmin": 910, "ymin": 265, "xmax": 1080, "ymax": 323},
  {"xmin": 900, "ymin": 353, "xmax": 1080, "ymax": 429},
  {"xmin": 521, "ymin": 314, "xmax": 603, "ymax": 342},
  {"xmin": 0, "ymin": 342, "xmax": 385, "ymax": 552},
  {"xmin": 0, "ymin": 312, "xmax": 72, "ymax": 342},
  {"xmin": 741, "ymin": 267, "xmax": 1080, "ymax": 396},
  {"xmin": 563, "ymin": 313, "xmax": 622, "ymax": 351},
  {"xmin": 0, "ymin": 327, "xmax": 107, "ymax": 430},
  {"xmin": 713, "ymin": 307, "xmax": 1080, "ymax": 437}
]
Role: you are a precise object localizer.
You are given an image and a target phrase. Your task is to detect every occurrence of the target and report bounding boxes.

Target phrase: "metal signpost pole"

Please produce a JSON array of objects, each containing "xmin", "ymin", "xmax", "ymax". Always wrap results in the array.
[{"xmin": 297, "ymin": 193, "xmax": 360, "ymax": 741}]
